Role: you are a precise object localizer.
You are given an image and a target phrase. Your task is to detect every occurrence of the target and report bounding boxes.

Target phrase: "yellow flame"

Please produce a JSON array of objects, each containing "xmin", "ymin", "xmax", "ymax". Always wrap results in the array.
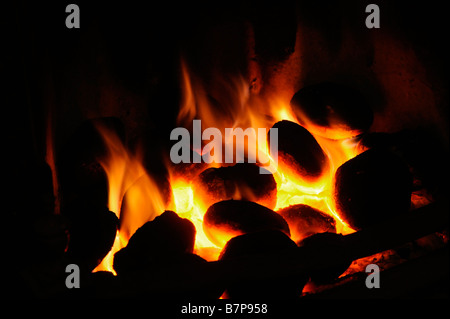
[
  {"xmin": 95, "ymin": 59, "xmax": 362, "ymax": 274},
  {"xmin": 170, "ymin": 177, "xmax": 221, "ymax": 261},
  {"xmin": 173, "ymin": 59, "xmax": 360, "ymax": 254}
]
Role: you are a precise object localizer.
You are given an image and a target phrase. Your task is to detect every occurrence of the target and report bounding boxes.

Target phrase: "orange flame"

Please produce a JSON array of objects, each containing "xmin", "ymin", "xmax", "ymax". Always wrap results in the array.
[
  {"xmin": 94, "ymin": 59, "xmax": 362, "ymax": 274},
  {"xmin": 173, "ymin": 59, "xmax": 360, "ymax": 248},
  {"xmin": 170, "ymin": 177, "xmax": 221, "ymax": 261},
  {"xmin": 93, "ymin": 124, "xmax": 167, "ymax": 274}
]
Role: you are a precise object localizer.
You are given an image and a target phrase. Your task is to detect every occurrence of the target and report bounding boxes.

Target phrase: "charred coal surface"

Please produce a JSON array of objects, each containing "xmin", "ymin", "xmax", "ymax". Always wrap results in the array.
[
  {"xmin": 298, "ymin": 232, "xmax": 352, "ymax": 284},
  {"xmin": 219, "ymin": 230, "xmax": 308, "ymax": 299},
  {"xmin": 113, "ymin": 211, "xmax": 196, "ymax": 275},
  {"xmin": 203, "ymin": 200, "xmax": 290, "ymax": 247},
  {"xmin": 277, "ymin": 204, "xmax": 336, "ymax": 244},
  {"xmin": 268, "ymin": 120, "xmax": 329, "ymax": 182},
  {"xmin": 334, "ymin": 148, "xmax": 413, "ymax": 230},
  {"xmin": 65, "ymin": 205, "xmax": 118, "ymax": 272},
  {"xmin": 192, "ymin": 163, "xmax": 277, "ymax": 210}
]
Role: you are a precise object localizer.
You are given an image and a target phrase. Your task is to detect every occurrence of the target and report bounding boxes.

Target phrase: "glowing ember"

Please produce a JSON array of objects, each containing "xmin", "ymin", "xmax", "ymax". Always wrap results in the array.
[
  {"xmin": 171, "ymin": 178, "xmax": 221, "ymax": 261},
  {"xmin": 168, "ymin": 63, "xmax": 361, "ymax": 262}
]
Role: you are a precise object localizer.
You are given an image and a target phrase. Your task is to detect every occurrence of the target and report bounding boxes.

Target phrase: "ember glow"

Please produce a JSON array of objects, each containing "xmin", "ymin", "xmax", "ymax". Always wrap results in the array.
[
  {"xmin": 170, "ymin": 178, "xmax": 221, "ymax": 260},
  {"xmin": 93, "ymin": 60, "xmax": 362, "ymax": 274}
]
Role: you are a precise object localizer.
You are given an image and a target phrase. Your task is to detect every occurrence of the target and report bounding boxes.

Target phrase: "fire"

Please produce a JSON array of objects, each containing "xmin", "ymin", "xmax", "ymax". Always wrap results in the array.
[
  {"xmin": 170, "ymin": 178, "xmax": 221, "ymax": 261},
  {"xmin": 175, "ymin": 59, "xmax": 361, "ymax": 238},
  {"xmin": 170, "ymin": 61, "xmax": 360, "ymax": 261},
  {"xmin": 93, "ymin": 124, "xmax": 167, "ymax": 274},
  {"xmin": 93, "ymin": 59, "xmax": 361, "ymax": 274},
  {"xmin": 272, "ymin": 134, "xmax": 359, "ymax": 234}
]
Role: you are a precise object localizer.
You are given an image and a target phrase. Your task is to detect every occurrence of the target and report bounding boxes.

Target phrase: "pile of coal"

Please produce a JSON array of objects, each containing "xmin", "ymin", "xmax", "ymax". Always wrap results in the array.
[
  {"xmin": 290, "ymin": 82, "xmax": 373, "ymax": 139},
  {"xmin": 277, "ymin": 204, "xmax": 336, "ymax": 243},
  {"xmin": 113, "ymin": 210, "xmax": 224, "ymax": 298},
  {"xmin": 203, "ymin": 200, "xmax": 290, "ymax": 247},
  {"xmin": 219, "ymin": 230, "xmax": 308, "ymax": 299},
  {"xmin": 268, "ymin": 120, "xmax": 329, "ymax": 182},
  {"xmin": 192, "ymin": 163, "xmax": 277, "ymax": 210},
  {"xmin": 334, "ymin": 148, "xmax": 412, "ymax": 230}
]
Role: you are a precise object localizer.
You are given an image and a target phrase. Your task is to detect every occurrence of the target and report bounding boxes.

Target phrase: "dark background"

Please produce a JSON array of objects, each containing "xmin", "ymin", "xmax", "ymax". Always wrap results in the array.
[{"xmin": 2, "ymin": 0, "xmax": 448, "ymax": 163}]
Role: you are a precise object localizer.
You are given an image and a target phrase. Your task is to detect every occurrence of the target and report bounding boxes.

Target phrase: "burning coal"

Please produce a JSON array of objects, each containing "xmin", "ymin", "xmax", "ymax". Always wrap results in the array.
[
  {"xmin": 8, "ymin": 1, "xmax": 448, "ymax": 301},
  {"xmin": 169, "ymin": 119, "xmax": 278, "ymax": 174},
  {"xmin": 90, "ymin": 59, "xmax": 367, "ymax": 274}
]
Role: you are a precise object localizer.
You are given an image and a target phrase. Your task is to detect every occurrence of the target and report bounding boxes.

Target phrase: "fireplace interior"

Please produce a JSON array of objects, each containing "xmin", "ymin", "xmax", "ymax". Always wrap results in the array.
[{"xmin": 3, "ymin": 1, "xmax": 449, "ymax": 299}]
